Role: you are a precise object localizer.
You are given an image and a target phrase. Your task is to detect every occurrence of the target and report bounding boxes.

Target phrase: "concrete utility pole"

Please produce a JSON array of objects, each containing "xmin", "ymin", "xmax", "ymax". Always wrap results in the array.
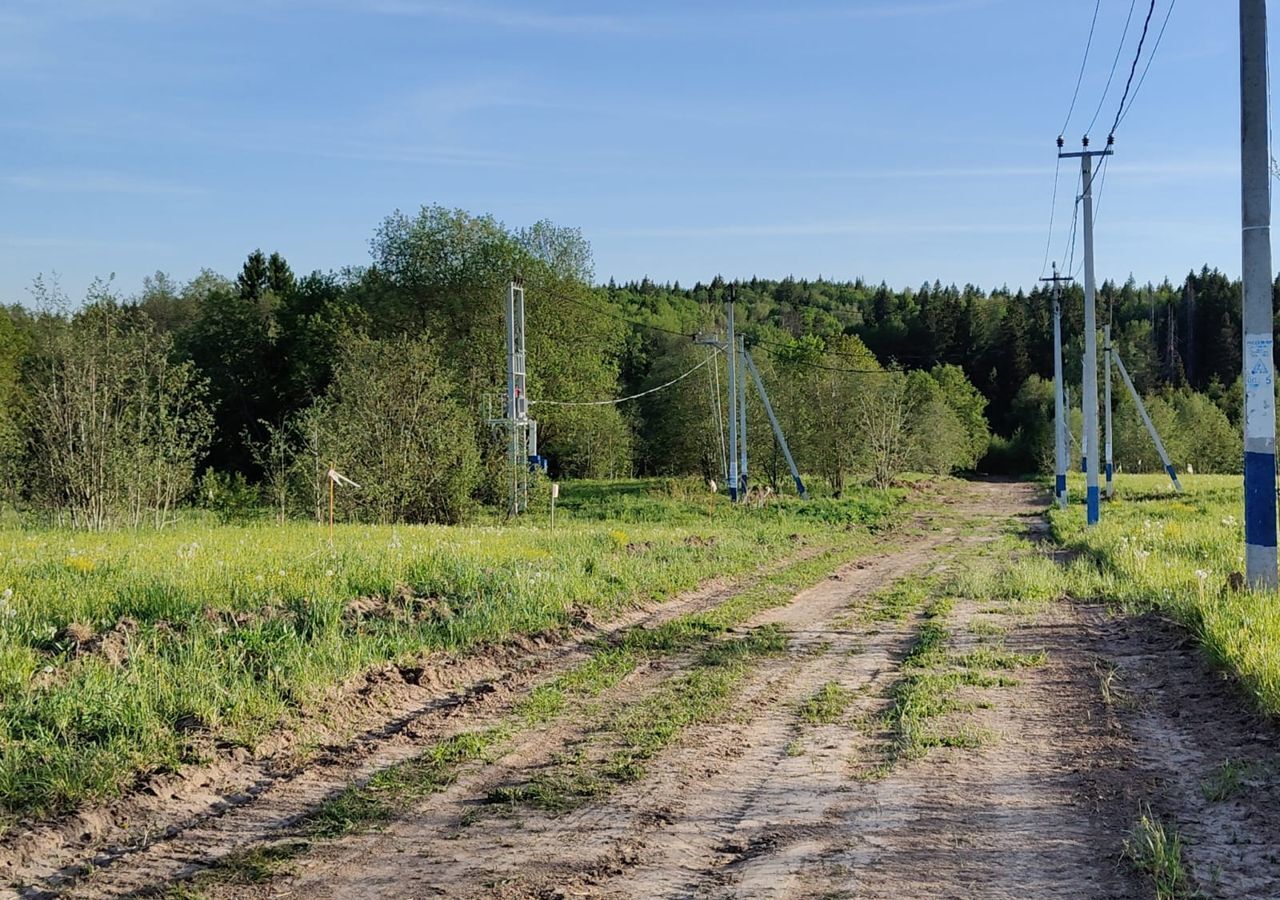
[
  {"xmin": 1060, "ymin": 135, "xmax": 1113, "ymax": 526},
  {"xmin": 738, "ymin": 334, "xmax": 748, "ymax": 497},
  {"xmin": 1240, "ymin": 0, "xmax": 1278, "ymax": 588},
  {"xmin": 742, "ymin": 349, "xmax": 807, "ymax": 498},
  {"xmin": 1104, "ymin": 324, "xmax": 1114, "ymax": 499},
  {"xmin": 726, "ymin": 289, "xmax": 740, "ymax": 503},
  {"xmin": 1041, "ymin": 265, "xmax": 1073, "ymax": 510},
  {"xmin": 490, "ymin": 279, "xmax": 536, "ymax": 517},
  {"xmin": 696, "ymin": 325, "xmax": 805, "ymax": 500},
  {"xmin": 1112, "ymin": 348, "xmax": 1183, "ymax": 493}
]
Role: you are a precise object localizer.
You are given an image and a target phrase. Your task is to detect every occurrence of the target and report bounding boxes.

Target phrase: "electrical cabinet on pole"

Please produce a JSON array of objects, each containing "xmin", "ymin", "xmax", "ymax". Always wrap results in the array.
[
  {"xmin": 1041, "ymin": 265, "xmax": 1072, "ymax": 510},
  {"xmin": 1240, "ymin": 0, "xmax": 1278, "ymax": 588},
  {"xmin": 1060, "ymin": 135, "xmax": 1112, "ymax": 526}
]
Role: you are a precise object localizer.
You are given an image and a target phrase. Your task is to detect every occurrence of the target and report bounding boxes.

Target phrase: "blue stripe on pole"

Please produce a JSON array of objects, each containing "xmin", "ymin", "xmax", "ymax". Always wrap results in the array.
[
  {"xmin": 793, "ymin": 475, "xmax": 806, "ymax": 497},
  {"xmin": 1086, "ymin": 486, "xmax": 1100, "ymax": 525},
  {"xmin": 1055, "ymin": 474, "xmax": 1067, "ymax": 498},
  {"xmin": 1081, "ymin": 456, "xmax": 1087, "ymax": 473},
  {"xmin": 1165, "ymin": 464, "xmax": 1177, "ymax": 482},
  {"xmin": 1105, "ymin": 463, "xmax": 1113, "ymax": 482},
  {"xmin": 1244, "ymin": 451, "xmax": 1278, "ymax": 548}
]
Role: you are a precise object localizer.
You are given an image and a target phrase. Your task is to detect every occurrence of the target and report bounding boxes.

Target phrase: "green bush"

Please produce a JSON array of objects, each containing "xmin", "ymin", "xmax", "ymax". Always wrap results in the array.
[{"xmin": 325, "ymin": 333, "xmax": 481, "ymax": 524}]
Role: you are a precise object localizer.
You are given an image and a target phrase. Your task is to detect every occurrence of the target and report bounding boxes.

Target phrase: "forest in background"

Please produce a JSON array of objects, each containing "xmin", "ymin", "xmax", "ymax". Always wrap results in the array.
[{"xmin": 0, "ymin": 205, "xmax": 1262, "ymax": 528}]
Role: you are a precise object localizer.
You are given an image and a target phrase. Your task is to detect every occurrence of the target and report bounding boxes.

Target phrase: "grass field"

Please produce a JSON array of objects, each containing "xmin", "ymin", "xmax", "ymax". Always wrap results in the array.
[
  {"xmin": 1048, "ymin": 473, "xmax": 1280, "ymax": 716},
  {"xmin": 0, "ymin": 479, "xmax": 906, "ymax": 825}
]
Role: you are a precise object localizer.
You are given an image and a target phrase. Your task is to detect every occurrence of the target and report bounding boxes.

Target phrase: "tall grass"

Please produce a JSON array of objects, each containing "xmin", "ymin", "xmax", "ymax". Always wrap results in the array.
[
  {"xmin": 1049, "ymin": 474, "xmax": 1280, "ymax": 715},
  {"xmin": 0, "ymin": 480, "xmax": 903, "ymax": 823}
]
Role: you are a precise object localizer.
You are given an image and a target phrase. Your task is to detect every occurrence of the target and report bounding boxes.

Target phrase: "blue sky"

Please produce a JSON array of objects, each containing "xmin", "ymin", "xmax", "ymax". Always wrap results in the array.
[{"xmin": 0, "ymin": 1, "xmax": 1254, "ymax": 304}]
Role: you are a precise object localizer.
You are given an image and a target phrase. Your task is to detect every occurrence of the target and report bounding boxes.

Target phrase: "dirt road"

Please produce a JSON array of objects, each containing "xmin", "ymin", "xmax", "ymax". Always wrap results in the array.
[{"xmin": 14, "ymin": 481, "xmax": 1280, "ymax": 899}]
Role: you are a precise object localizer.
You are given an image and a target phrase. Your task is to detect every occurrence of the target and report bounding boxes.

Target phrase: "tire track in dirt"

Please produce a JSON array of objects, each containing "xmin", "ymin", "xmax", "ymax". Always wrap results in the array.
[
  {"xmin": 6, "ymin": 539, "xmax": 844, "ymax": 898},
  {"xmin": 230, "ymin": 490, "xmax": 993, "ymax": 898},
  {"xmin": 139, "ymin": 480, "xmax": 1280, "ymax": 900},
  {"xmin": 248, "ymin": 480, "xmax": 1152, "ymax": 899},
  {"xmin": 1097, "ymin": 611, "xmax": 1280, "ymax": 898},
  {"xmin": 782, "ymin": 598, "xmax": 1146, "ymax": 900}
]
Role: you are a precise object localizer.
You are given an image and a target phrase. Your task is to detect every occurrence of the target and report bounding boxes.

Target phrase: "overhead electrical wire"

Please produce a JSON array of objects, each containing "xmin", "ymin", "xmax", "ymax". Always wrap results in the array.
[
  {"xmin": 750, "ymin": 342, "xmax": 894, "ymax": 375},
  {"xmin": 1060, "ymin": 167, "xmax": 1083, "ymax": 276},
  {"xmin": 530, "ymin": 348, "xmax": 721, "ymax": 407},
  {"xmin": 1108, "ymin": 0, "xmax": 1160, "ymax": 138},
  {"xmin": 545, "ymin": 287, "xmax": 695, "ymax": 339},
  {"xmin": 1040, "ymin": 155, "xmax": 1064, "ymax": 279},
  {"xmin": 1061, "ymin": 0, "xmax": 1104, "ymax": 137},
  {"xmin": 1115, "ymin": 0, "xmax": 1177, "ymax": 131},
  {"xmin": 1086, "ymin": 0, "xmax": 1139, "ymax": 137},
  {"xmin": 532, "ymin": 281, "xmax": 969, "ymax": 390},
  {"xmin": 1046, "ymin": 0, "xmax": 1102, "ymax": 281}
]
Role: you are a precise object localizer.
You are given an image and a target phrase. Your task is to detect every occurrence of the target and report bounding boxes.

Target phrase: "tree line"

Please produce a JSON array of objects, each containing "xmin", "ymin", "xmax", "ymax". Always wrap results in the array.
[{"xmin": 0, "ymin": 205, "xmax": 1257, "ymax": 528}]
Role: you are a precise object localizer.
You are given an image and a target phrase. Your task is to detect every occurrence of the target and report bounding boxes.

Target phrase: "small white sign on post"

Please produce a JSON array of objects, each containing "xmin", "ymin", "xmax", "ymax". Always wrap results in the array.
[{"xmin": 550, "ymin": 483, "xmax": 560, "ymax": 527}]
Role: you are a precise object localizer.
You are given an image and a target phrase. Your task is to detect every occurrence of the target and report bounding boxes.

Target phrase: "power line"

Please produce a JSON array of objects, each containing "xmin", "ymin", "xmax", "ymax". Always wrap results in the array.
[
  {"xmin": 531, "ymin": 348, "xmax": 720, "ymax": 406},
  {"xmin": 1074, "ymin": 155, "xmax": 1112, "ymax": 280},
  {"xmin": 547, "ymin": 287, "xmax": 698, "ymax": 339},
  {"xmin": 751, "ymin": 342, "xmax": 891, "ymax": 375},
  {"xmin": 1061, "ymin": 167, "xmax": 1083, "ymax": 275},
  {"xmin": 1040, "ymin": 155, "xmax": 1064, "ymax": 279},
  {"xmin": 1114, "ymin": 0, "xmax": 1178, "ymax": 131},
  {"xmin": 1109, "ymin": 0, "xmax": 1160, "ymax": 138},
  {"xmin": 1086, "ymin": 0, "xmax": 1139, "ymax": 137},
  {"xmin": 1070, "ymin": 154, "xmax": 1111, "ymax": 280},
  {"xmin": 1061, "ymin": 0, "xmax": 1104, "ymax": 136}
]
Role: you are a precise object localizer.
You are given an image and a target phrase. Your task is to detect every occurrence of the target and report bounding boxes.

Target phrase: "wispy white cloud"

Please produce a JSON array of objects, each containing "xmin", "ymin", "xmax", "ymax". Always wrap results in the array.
[
  {"xmin": 0, "ymin": 171, "xmax": 205, "ymax": 195},
  {"xmin": 328, "ymin": 0, "xmax": 638, "ymax": 34},
  {"xmin": 0, "ymin": 234, "xmax": 167, "ymax": 251},
  {"xmin": 322, "ymin": 0, "xmax": 1004, "ymax": 35},
  {"xmin": 601, "ymin": 221, "xmax": 1042, "ymax": 239}
]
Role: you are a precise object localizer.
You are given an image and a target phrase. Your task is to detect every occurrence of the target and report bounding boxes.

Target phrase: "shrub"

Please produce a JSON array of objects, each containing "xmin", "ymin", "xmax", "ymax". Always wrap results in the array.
[{"xmin": 325, "ymin": 333, "xmax": 480, "ymax": 524}]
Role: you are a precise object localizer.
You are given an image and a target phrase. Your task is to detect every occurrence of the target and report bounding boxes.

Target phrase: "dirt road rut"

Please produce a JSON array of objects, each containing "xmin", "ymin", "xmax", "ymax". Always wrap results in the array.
[{"xmin": 24, "ymin": 480, "xmax": 1280, "ymax": 899}]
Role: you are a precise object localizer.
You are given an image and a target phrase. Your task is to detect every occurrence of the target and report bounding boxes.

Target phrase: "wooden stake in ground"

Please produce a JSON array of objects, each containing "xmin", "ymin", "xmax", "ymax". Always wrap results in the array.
[{"xmin": 327, "ymin": 465, "xmax": 361, "ymax": 541}]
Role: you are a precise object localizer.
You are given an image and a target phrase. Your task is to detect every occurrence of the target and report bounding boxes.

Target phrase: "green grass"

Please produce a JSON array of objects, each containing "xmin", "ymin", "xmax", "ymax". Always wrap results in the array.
[
  {"xmin": 308, "ymin": 729, "xmax": 502, "ymax": 837},
  {"xmin": 1124, "ymin": 805, "xmax": 1197, "ymax": 899},
  {"xmin": 868, "ymin": 604, "xmax": 1040, "ymax": 775},
  {"xmin": 866, "ymin": 579, "xmax": 931, "ymax": 622},
  {"xmin": 0, "ymin": 479, "xmax": 907, "ymax": 825},
  {"xmin": 489, "ymin": 626, "xmax": 788, "ymax": 814},
  {"xmin": 1200, "ymin": 759, "xmax": 1248, "ymax": 803},
  {"xmin": 798, "ymin": 682, "xmax": 856, "ymax": 725},
  {"xmin": 1051, "ymin": 474, "xmax": 1280, "ymax": 716}
]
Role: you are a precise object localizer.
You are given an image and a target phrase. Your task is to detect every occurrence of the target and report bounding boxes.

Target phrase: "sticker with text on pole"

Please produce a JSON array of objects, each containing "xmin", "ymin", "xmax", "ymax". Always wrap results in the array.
[
  {"xmin": 328, "ymin": 468, "xmax": 361, "ymax": 489},
  {"xmin": 1245, "ymin": 335, "xmax": 1275, "ymax": 439}
]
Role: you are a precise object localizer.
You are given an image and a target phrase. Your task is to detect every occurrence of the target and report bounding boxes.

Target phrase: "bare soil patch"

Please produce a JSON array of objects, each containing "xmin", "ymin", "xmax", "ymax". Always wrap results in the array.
[{"xmin": 25, "ymin": 480, "xmax": 1280, "ymax": 899}]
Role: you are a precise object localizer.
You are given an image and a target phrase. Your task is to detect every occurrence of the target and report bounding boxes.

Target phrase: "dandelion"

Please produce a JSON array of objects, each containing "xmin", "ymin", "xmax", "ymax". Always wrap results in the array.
[
  {"xmin": 325, "ymin": 569, "xmax": 335, "ymax": 578},
  {"xmin": 1195, "ymin": 569, "xmax": 1210, "ymax": 581}
]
